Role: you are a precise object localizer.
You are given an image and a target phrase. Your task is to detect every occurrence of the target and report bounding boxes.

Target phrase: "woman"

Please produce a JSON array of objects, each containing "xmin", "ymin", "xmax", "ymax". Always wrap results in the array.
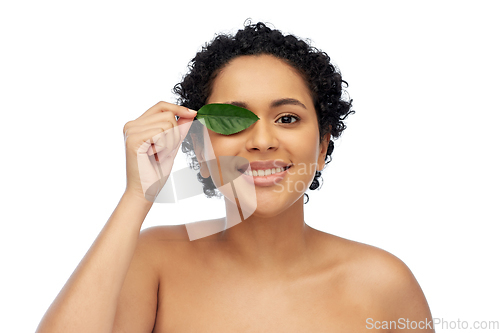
[{"xmin": 36, "ymin": 22, "xmax": 434, "ymax": 332}]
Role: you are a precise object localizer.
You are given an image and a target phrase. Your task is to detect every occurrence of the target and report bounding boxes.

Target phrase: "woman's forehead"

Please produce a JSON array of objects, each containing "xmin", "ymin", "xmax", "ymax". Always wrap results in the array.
[{"xmin": 207, "ymin": 55, "xmax": 314, "ymax": 109}]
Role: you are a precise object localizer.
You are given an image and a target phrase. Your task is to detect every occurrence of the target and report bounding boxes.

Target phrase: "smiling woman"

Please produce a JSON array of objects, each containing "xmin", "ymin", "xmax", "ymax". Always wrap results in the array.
[
  {"xmin": 177, "ymin": 22, "xmax": 354, "ymax": 201},
  {"xmin": 35, "ymin": 22, "xmax": 435, "ymax": 333},
  {"xmin": 198, "ymin": 54, "xmax": 328, "ymax": 216}
]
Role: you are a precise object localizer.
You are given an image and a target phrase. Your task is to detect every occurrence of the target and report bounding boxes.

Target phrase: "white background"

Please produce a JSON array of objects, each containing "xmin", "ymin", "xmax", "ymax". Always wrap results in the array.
[{"xmin": 1, "ymin": 1, "xmax": 499, "ymax": 332}]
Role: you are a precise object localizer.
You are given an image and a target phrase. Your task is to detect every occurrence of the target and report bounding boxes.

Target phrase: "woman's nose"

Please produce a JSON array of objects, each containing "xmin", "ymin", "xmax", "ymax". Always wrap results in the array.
[{"xmin": 245, "ymin": 118, "xmax": 279, "ymax": 152}]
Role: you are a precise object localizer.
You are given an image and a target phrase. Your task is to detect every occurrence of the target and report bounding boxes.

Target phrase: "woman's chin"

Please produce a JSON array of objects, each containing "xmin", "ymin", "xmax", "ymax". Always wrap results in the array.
[{"xmin": 251, "ymin": 193, "xmax": 302, "ymax": 218}]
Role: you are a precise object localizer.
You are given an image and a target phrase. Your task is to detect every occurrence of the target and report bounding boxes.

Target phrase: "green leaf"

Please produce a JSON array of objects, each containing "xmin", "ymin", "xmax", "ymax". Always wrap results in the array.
[{"xmin": 195, "ymin": 103, "xmax": 260, "ymax": 135}]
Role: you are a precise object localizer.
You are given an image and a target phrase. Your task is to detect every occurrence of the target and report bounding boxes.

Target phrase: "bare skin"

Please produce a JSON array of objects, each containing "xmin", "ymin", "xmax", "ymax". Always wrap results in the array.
[
  {"xmin": 115, "ymin": 55, "xmax": 434, "ymax": 332},
  {"xmin": 37, "ymin": 55, "xmax": 434, "ymax": 333},
  {"xmin": 114, "ymin": 222, "xmax": 434, "ymax": 332}
]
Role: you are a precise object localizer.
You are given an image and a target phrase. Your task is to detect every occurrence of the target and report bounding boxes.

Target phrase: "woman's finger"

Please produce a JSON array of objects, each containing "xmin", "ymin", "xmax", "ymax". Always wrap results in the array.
[{"xmin": 136, "ymin": 101, "xmax": 197, "ymax": 121}]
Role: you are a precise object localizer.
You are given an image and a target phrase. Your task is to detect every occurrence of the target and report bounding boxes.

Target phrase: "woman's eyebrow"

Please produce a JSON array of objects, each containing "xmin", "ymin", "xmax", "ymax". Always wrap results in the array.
[
  {"xmin": 270, "ymin": 98, "xmax": 307, "ymax": 109},
  {"xmin": 225, "ymin": 101, "xmax": 249, "ymax": 108},
  {"xmin": 224, "ymin": 98, "xmax": 307, "ymax": 110}
]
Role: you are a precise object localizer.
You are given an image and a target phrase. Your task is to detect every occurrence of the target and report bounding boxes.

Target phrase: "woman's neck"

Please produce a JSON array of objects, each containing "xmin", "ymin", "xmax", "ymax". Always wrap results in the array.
[{"xmin": 216, "ymin": 194, "xmax": 314, "ymax": 273}]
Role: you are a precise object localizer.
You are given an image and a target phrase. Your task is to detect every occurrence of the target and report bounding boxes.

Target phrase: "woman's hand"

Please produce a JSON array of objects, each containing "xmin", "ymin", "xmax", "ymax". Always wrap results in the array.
[
  {"xmin": 122, "ymin": 101, "xmax": 197, "ymax": 201},
  {"xmin": 36, "ymin": 102, "xmax": 197, "ymax": 333}
]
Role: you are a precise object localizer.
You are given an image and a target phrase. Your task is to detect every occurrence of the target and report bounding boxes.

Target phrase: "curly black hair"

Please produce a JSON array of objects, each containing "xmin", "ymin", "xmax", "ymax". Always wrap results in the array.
[{"xmin": 173, "ymin": 21, "xmax": 354, "ymax": 203}]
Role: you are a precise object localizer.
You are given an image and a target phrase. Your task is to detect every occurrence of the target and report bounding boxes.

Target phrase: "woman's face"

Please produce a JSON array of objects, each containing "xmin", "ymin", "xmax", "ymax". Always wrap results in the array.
[{"xmin": 198, "ymin": 54, "xmax": 329, "ymax": 216}]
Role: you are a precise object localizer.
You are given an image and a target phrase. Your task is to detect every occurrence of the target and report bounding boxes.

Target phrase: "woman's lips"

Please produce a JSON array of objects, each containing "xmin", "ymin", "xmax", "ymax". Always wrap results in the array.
[{"xmin": 238, "ymin": 165, "xmax": 291, "ymax": 186}]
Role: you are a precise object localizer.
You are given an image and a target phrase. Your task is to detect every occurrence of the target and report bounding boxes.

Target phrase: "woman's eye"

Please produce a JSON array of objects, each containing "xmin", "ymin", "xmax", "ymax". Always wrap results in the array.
[{"xmin": 277, "ymin": 114, "xmax": 300, "ymax": 124}]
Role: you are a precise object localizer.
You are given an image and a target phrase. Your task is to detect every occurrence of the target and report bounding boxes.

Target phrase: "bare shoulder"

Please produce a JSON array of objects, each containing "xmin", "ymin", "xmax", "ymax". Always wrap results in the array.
[
  {"xmin": 313, "ymin": 229, "xmax": 411, "ymax": 273},
  {"xmin": 137, "ymin": 224, "xmax": 192, "ymax": 261},
  {"xmin": 140, "ymin": 224, "xmax": 190, "ymax": 241},
  {"xmin": 113, "ymin": 225, "xmax": 193, "ymax": 332},
  {"xmin": 338, "ymin": 236, "xmax": 416, "ymax": 287},
  {"xmin": 139, "ymin": 217, "xmax": 229, "ymax": 252},
  {"xmin": 318, "ymin": 232, "xmax": 434, "ymax": 331},
  {"xmin": 111, "ymin": 225, "xmax": 188, "ymax": 332},
  {"xmin": 137, "ymin": 223, "xmax": 219, "ymax": 267}
]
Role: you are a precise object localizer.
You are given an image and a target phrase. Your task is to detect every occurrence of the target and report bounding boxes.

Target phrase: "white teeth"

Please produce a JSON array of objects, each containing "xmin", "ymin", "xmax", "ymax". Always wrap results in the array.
[{"xmin": 243, "ymin": 167, "xmax": 287, "ymax": 176}]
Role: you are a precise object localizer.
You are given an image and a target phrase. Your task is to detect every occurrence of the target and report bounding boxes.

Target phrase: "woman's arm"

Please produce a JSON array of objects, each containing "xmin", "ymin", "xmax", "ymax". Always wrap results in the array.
[
  {"xmin": 36, "ymin": 192, "xmax": 153, "ymax": 333},
  {"xmin": 36, "ymin": 102, "xmax": 197, "ymax": 333},
  {"xmin": 112, "ymin": 226, "xmax": 163, "ymax": 333}
]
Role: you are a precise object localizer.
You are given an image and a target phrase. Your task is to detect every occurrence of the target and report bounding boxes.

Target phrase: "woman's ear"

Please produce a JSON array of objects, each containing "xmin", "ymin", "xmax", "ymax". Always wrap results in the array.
[
  {"xmin": 190, "ymin": 133, "xmax": 211, "ymax": 179},
  {"xmin": 317, "ymin": 133, "xmax": 330, "ymax": 172}
]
